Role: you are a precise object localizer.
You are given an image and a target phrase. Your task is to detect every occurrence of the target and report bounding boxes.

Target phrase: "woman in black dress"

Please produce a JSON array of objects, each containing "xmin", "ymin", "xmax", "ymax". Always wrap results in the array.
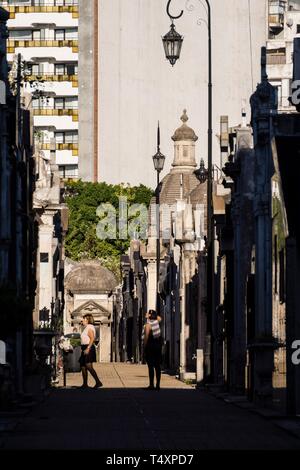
[{"xmin": 79, "ymin": 314, "xmax": 103, "ymax": 389}]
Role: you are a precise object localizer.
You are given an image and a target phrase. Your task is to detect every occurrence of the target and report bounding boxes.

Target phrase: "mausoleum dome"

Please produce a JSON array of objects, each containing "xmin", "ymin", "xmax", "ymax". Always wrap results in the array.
[{"xmin": 65, "ymin": 260, "xmax": 118, "ymax": 293}]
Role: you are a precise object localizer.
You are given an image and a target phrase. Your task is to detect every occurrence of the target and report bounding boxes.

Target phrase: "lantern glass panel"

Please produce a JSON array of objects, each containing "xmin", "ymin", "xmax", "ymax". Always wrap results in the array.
[{"xmin": 153, "ymin": 151, "xmax": 166, "ymax": 172}]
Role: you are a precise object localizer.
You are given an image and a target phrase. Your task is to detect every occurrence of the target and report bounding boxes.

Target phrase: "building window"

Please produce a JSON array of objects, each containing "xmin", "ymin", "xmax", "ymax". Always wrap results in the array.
[
  {"xmin": 54, "ymin": 97, "xmax": 64, "ymax": 110},
  {"xmin": 55, "ymin": 131, "xmax": 78, "ymax": 143},
  {"xmin": 65, "ymin": 131, "xmax": 78, "ymax": 143},
  {"xmin": 9, "ymin": 29, "xmax": 32, "ymax": 40},
  {"xmin": 65, "ymin": 28, "xmax": 77, "ymax": 40},
  {"xmin": 31, "ymin": 63, "xmax": 40, "ymax": 75},
  {"xmin": 31, "ymin": 0, "xmax": 79, "ymax": 5},
  {"xmin": 32, "ymin": 97, "xmax": 47, "ymax": 109},
  {"xmin": 297, "ymin": 24, "xmax": 300, "ymax": 34},
  {"xmin": 55, "ymin": 132, "xmax": 64, "ymax": 144},
  {"xmin": 55, "ymin": 64, "xmax": 65, "ymax": 75},
  {"xmin": 55, "ymin": 28, "xmax": 78, "ymax": 41},
  {"xmin": 59, "ymin": 165, "xmax": 79, "ymax": 179},
  {"xmin": 30, "ymin": 63, "xmax": 47, "ymax": 75},
  {"xmin": 55, "ymin": 29, "xmax": 65, "ymax": 41},
  {"xmin": 33, "ymin": 30, "xmax": 41, "ymax": 40},
  {"xmin": 54, "ymin": 96, "xmax": 78, "ymax": 110},
  {"xmin": 67, "ymin": 64, "xmax": 78, "ymax": 75},
  {"xmin": 54, "ymin": 63, "xmax": 78, "ymax": 75}
]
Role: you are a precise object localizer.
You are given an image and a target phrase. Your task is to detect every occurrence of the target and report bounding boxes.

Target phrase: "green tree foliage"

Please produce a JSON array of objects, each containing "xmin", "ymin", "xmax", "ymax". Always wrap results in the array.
[{"xmin": 64, "ymin": 181, "xmax": 154, "ymax": 281}]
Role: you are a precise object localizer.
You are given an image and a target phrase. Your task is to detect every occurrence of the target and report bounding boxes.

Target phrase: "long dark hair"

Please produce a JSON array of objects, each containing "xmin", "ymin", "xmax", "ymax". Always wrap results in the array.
[
  {"xmin": 148, "ymin": 309, "xmax": 157, "ymax": 320},
  {"xmin": 83, "ymin": 314, "xmax": 95, "ymax": 325}
]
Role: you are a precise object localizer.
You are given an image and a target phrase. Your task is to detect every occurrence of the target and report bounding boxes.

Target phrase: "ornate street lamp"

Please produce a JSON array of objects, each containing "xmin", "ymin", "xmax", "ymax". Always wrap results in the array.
[
  {"xmin": 162, "ymin": 21, "xmax": 184, "ymax": 66},
  {"xmin": 152, "ymin": 123, "xmax": 166, "ymax": 315},
  {"xmin": 152, "ymin": 121, "xmax": 166, "ymax": 176},
  {"xmin": 162, "ymin": 0, "xmax": 215, "ymax": 383},
  {"xmin": 152, "ymin": 149, "xmax": 166, "ymax": 174},
  {"xmin": 195, "ymin": 158, "xmax": 208, "ymax": 184},
  {"xmin": 163, "ymin": 0, "xmax": 212, "ymax": 244},
  {"xmin": 39, "ymin": 306, "xmax": 50, "ymax": 324}
]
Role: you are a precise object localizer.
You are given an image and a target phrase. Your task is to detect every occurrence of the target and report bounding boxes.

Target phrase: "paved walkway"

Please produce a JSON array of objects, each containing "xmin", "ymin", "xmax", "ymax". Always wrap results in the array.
[{"xmin": 1, "ymin": 363, "xmax": 300, "ymax": 450}]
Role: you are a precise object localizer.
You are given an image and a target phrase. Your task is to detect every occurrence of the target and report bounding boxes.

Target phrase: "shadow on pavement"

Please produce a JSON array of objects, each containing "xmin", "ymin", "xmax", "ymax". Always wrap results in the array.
[{"xmin": 1, "ymin": 386, "xmax": 300, "ymax": 450}]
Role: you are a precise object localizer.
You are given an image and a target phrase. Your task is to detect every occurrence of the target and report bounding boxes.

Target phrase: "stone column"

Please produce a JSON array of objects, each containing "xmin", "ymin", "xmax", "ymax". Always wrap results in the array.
[
  {"xmin": 179, "ymin": 245, "xmax": 186, "ymax": 380},
  {"xmin": 146, "ymin": 258, "xmax": 157, "ymax": 311},
  {"xmin": 250, "ymin": 47, "xmax": 277, "ymax": 405},
  {"xmin": 231, "ymin": 188, "xmax": 250, "ymax": 394},
  {"xmin": 197, "ymin": 252, "xmax": 207, "ymax": 383},
  {"xmin": 38, "ymin": 212, "xmax": 55, "ymax": 319}
]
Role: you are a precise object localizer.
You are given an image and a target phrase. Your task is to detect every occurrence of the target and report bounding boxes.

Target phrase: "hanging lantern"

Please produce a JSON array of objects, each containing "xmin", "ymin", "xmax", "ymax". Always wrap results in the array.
[
  {"xmin": 162, "ymin": 23, "xmax": 183, "ymax": 66},
  {"xmin": 153, "ymin": 150, "xmax": 166, "ymax": 173},
  {"xmin": 195, "ymin": 158, "xmax": 208, "ymax": 184}
]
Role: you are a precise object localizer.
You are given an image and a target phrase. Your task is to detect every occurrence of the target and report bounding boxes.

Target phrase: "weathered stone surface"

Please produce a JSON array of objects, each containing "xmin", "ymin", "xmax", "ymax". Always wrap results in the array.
[
  {"xmin": 65, "ymin": 260, "xmax": 117, "ymax": 293},
  {"xmin": 172, "ymin": 109, "xmax": 198, "ymax": 142}
]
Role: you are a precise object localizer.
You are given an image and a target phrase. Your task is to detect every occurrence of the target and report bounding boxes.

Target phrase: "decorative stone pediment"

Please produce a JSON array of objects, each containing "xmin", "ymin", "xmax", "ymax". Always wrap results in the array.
[{"xmin": 71, "ymin": 301, "xmax": 111, "ymax": 324}]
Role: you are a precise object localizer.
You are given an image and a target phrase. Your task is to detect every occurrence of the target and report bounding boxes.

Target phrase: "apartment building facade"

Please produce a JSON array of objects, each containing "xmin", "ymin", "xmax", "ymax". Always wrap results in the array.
[
  {"xmin": 267, "ymin": 0, "xmax": 300, "ymax": 111},
  {"xmin": 0, "ymin": 0, "xmax": 79, "ymax": 180}
]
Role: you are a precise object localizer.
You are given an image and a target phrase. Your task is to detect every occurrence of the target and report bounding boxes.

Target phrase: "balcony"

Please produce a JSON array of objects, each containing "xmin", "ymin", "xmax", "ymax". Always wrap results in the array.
[
  {"xmin": 27, "ymin": 72, "xmax": 78, "ymax": 87},
  {"xmin": 7, "ymin": 38, "xmax": 78, "ymax": 54},
  {"xmin": 0, "ymin": 1, "xmax": 79, "ymax": 18},
  {"xmin": 33, "ymin": 107, "xmax": 78, "ymax": 121},
  {"xmin": 39, "ymin": 142, "xmax": 78, "ymax": 156}
]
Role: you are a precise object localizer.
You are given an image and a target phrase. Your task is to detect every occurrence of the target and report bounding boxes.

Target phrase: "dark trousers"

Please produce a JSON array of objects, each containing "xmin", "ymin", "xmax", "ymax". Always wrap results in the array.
[
  {"xmin": 147, "ymin": 361, "xmax": 161, "ymax": 388},
  {"xmin": 145, "ymin": 341, "xmax": 162, "ymax": 388}
]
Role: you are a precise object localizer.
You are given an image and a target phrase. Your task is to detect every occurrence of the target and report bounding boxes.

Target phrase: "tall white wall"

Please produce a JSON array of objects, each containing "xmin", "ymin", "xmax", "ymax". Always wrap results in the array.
[{"xmin": 99, "ymin": 0, "xmax": 268, "ymax": 188}]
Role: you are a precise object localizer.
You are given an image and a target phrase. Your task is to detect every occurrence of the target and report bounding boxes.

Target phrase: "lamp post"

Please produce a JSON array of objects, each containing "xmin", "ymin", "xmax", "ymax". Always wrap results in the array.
[
  {"xmin": 163, "ymin": 0, "xmax": 212, "ymax": 246},
  {"xmin": 162, "ymin": 0, "xmax": 215, "ymax": 381},
  {"xmin": 152, "ymin": 122, "xmax": 166, "ymax": 316}
]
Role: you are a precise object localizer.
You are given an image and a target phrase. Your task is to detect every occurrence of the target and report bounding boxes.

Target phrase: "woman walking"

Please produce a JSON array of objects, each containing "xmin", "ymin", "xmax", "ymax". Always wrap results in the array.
[
  {"xmin": 79, "ymin": 314, "xmax": 103, "ymax": 389},
  {"xmin": 143, "ymin": 310, "xmax": 162, "ymax": 391}
]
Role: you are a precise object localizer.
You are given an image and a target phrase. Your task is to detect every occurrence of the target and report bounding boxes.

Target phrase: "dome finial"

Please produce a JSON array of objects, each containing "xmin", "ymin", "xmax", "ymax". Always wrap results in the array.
[
  {"xmin": 172, "ymin": 109, "xmax": 198, "ymax": 142},
  {"xmin": 181, "ymin": 109, "xmax": 188, "ymax": 124}
]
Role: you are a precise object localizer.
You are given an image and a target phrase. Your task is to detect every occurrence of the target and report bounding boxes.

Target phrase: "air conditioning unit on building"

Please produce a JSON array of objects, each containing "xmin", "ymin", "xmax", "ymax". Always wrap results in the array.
[{"xmin": 269, "ymin": 0, "xmax": 287, "ymax": 36}]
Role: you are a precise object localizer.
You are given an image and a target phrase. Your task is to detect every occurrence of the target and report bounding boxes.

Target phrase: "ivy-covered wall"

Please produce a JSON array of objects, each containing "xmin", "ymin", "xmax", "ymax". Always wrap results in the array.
[{"xmin": 64, "ymin": 181, "xmax": 154, "ymax": 280}]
